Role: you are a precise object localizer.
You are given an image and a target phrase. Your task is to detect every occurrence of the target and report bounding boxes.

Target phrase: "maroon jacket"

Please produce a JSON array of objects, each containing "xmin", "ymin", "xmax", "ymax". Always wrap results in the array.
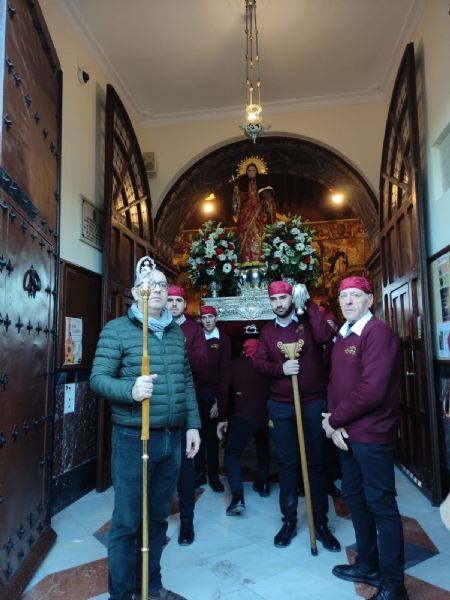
[
  {"xmin": 218, "ymin": 355, "xmax": 270, "ymax": 422},
  {"xmin": 179, "ymin": 318, "xmax": 208, "ymax": 389},
  {"xmin": 196, "ymin": 331, "xmax": 232, "ymax": 392},
  {"xmin": 254, "ymin": 298, "xmax": 334, "ymax": 405},
  {"xmin": 328, "ymin": 317, "xmax": 401, "ymax": 444}
]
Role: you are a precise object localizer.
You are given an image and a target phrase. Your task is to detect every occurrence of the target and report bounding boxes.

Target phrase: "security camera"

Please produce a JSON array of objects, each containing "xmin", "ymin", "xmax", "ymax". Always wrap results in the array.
[{"xmin": 77, "ymin": 69, "xmax": 90, "ymax": 84}]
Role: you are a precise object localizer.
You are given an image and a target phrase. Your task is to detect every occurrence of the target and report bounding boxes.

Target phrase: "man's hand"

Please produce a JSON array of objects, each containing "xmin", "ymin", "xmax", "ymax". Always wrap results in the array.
[
  {"xmin": 283, "ymin": 360, "xmax": 300, "ymax": 376},
  {"xmin": 217, "ymin": 421, "xmax": 228, "ymax": 440},
  {"xmin": 210, "ymin": 400, "xmax": 219, "ymax": 419},
  {"xmin": 321, "ymin": 412, "xmax": 334, "ymax": 437},
  {"xmin": 132, "ymin": 374, "xmax": 158, "ymax": 402},
  {"xmin": 186, "ymin": 429, "xmax": 200, "ymax": 458},
  {"xmin": 331, "ymin": 428, "xmax": 349, "ymax": 451}
]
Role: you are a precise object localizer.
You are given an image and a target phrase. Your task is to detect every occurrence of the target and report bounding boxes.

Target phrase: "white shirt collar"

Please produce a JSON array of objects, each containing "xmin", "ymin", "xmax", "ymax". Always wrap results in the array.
[
  {"xmin": 205, "ymin": 326, "xmax": 220, "ymax": 340},
  {"xmin": 275, "ymin": 310, "xmax": 298, "ymax": 328},
  {"xmin": 339, "ymin": 310, "xmax": 373, "ymax": 338},
  {"xmin": 176, "ymin": 314, "xmax": 186, "ymax": 326}
]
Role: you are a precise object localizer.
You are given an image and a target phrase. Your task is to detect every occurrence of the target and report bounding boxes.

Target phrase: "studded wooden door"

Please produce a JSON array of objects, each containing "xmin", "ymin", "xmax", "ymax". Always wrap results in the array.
[
  {"xmin": 96, "ymin": 84, "xmax": 155, "ymax": 491},
  {"xmin": 379, "ymin": 43, "xmax": 440, "ymax": 503},
  {"xmin": 0, "ymin": 0, "xmax": 61, "ymax": 597}
]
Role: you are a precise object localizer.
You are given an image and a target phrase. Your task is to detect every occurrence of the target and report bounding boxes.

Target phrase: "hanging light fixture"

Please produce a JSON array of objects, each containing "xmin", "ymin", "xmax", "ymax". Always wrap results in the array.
[{"xmin": 240, "ymin": 0, "xmax": 270, "ymax": 144}]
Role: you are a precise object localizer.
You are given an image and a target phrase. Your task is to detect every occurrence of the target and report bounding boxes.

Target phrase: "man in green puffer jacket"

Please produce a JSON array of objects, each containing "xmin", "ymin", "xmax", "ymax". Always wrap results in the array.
[{"xmin": 90, "ymin": 263, "xmax": 200, "ymax": 600}]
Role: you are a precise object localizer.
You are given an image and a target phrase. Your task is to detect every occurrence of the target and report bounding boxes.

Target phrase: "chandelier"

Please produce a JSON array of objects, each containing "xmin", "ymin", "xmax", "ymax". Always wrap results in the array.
[{"xmin": 240, "ymin": 0, "xmax": 270, "ymax": 144}]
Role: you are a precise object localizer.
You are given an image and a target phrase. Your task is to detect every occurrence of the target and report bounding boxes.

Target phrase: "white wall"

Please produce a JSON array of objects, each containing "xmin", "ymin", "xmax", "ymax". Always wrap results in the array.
[
  {"xmin": 39, "ymin": 0, "xmax": 109, "ymax": 274},
  {"xmin": 411, "ymin": 0, "xmax": 450, "ymax": 257},
  {"xmin": 140, "ymin": 102, "xmax": 387, "ymax": 215}
]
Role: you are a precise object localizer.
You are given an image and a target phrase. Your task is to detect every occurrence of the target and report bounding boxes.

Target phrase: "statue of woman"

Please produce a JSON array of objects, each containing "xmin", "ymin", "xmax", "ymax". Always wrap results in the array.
[{"xmin": 231, "ymin": 159, "xmax": 276, "ymax": 268}]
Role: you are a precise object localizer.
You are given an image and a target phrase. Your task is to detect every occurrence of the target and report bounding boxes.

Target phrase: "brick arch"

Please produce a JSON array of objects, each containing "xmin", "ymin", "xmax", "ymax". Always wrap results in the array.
[{"xmin": 154, "ymin": 136, "xmax": 378, "ymax": 263}]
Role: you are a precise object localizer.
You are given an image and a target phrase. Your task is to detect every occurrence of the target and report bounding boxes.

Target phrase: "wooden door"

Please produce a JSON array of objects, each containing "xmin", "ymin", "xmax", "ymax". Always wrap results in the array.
[
  {"xmin": 0, "ymin": 0, "xmax": 61, "ymax": 597},
  {"xmin": 380, "ymin": 43, "xmax": 440, "ymax": 503},
  {"xmin": 96, "ymin": 85, "xmax": 156, "ymax": 491}
]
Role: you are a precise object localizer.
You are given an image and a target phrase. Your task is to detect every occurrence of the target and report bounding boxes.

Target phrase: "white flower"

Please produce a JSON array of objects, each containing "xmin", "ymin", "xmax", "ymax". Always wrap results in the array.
[
  {"xmin": 218, "ymin": 254, "xmax": 226, "ymax": 261},
  {"xmin": 299, "ymin": 262, "xmax": 307, "ymax": 270},
  {"xmin": 196, "ymin": 257, "xmax": 205, "ymax": 264},
  {"xmin": 274, "ymin": 250, "xmax": 283, "ymax": 259},
  {"xmin": 295, "ymin": 243, "xmax": 305, "ymax": 251},
  {"xmin": 276, "ymin": 221, "xmax": 285, "ymax": 228},
  {"xmin": 216, "ymin": 228, "xmax": 224, "ymax": 234},
  {"xmin": 286, "ymin": 249, "xmax": 295, "ymax": 257},
  {"xmin": 222, "ymin": 263, "xmax": 232, "ymax": 273},
  {"xmin": 221, "ymin": 240, "xmax": 228, "ymax": 248},
  {"xmin": 273, "ymin": 237, "xmax": 282, "ymax": 245},
  {"xmin": 280, "ymin": 255, "xmax": 290, "ymax": 264},
  {"xmin": 290, "ymin": 228, "xmax": 300, "ymax": 235},
  {"xmin": 279, "ymin": 242, "xmax": 289, "ymax": 251},
  {"xmin": 206, "ymin": 268, "xmax": 215, "ymax": 276}
]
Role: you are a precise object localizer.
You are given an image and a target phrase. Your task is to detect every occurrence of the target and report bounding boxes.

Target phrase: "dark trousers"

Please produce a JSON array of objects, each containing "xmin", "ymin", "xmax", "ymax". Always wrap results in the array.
[
  {"xmin": 108, "ymin": 424, "xmax": 181, "ymax": 600},
  {"xmin": 224, "ymin": 416, "xmax": 270, "ymax": 494},
  {"xmin": 176, "ymin": 426, "xmax": 195, "ymax": 523},
  {"xmin": 194, "ymin": 389, "xmax": 219, "ymax": 473},
  {"xmin": 268, "ymin": 398, "xmax": 328, "ymax": 526},
  {"xmin": 340, "ymin": 441, "xmax": 405, "ymax": 586}
]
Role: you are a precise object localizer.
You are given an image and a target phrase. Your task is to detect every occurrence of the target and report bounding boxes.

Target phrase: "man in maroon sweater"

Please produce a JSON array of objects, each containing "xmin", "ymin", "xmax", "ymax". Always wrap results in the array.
[
  {"xmin": 322, "ymin": 276, "xmax": 408, "ymax": 600},
  {"xmin": 195, "ymin": 305, "xmax": 232, "ymax": 493},
  {"xmin": 254, "ymin": 280, "xmax": 341, "ymax": 552},
  {"xmin": 217, "ymin": 339, "xmax": 271, "ymax": 516},
  {"xmin": 167, "ymin": 286, "xmax": 208, "ymax": 546}
]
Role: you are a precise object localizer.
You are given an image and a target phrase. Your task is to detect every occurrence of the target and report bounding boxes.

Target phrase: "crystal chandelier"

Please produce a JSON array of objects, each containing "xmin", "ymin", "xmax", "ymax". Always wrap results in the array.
[{"xmin": 240, "ymin": 0, "xmax": 270, "ymax": 144}]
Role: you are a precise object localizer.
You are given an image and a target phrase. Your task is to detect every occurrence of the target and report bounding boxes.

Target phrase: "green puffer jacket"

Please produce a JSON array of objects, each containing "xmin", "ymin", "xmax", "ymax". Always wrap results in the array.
[{"xmin": 90, "ymin": 309, "xmax": 200, "ymax": 430}]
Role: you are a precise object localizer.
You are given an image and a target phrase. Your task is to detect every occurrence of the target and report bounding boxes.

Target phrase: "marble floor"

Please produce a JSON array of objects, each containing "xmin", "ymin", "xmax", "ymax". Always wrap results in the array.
[{"xmin": 22, "ymin": 468, "xmax": 450, "ymax": 600}]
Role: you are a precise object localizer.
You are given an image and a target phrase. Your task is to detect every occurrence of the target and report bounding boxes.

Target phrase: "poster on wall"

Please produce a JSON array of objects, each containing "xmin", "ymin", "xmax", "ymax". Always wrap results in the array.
[
  {"xmin": 64, "ymin": 317, "xmax": 83, "ymax": 365},
  {"xmin": 437, "ymin": 254, "xmax": 450, "ymax": 321},
  {"xmin": 436, "ymin": 322, "xmax": 450, "ymax": 359}
]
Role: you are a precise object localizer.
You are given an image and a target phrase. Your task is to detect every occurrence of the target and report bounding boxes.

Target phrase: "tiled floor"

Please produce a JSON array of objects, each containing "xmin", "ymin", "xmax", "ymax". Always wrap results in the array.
[{"xmin": 22, "ymin": 468, "xmax": 450, "ymax": 600}]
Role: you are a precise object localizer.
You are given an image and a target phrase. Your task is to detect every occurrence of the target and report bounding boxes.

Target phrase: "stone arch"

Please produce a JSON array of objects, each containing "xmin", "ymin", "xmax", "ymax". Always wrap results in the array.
[{"xmin": 155, "ymin": 135, "xmax": 378, "ymax": 263}]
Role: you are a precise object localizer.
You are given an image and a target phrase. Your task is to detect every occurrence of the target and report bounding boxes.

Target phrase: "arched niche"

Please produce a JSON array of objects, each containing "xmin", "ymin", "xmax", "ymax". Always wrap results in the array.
[{"xmin": 155, "ymin": 135, "xmax": 378, "ymax": 263}]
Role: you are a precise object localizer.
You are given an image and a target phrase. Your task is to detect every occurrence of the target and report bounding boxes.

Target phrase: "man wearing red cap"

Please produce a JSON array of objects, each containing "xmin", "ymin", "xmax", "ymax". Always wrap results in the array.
[
  {"xmin": 322, "ymin": 276, "xmax": 408, "ymax": 600},
  {"xmin": 167, "ymin": 285, "xmax": 208, "ymax": 546},
  {"xmin": 254, "ymin": 281, "xmax": 341, "ymax": 552},
  {"xmin": 217, "ymin": 339, "xmax": 271, "ymax": 516},
  {"xmin": 195, "ymin": 305, "xmax": 232, "ymax": 493}
]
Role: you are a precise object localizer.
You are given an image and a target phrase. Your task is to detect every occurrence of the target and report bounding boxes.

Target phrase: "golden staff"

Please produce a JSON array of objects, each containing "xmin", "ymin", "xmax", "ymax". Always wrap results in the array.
[
  {"xmin": 277, "ymin": 339, "xmax": 318, "ymax": 556},
  {"xmin": 140, "ymin": 281, "xmax": 151, "ymax": 600}
]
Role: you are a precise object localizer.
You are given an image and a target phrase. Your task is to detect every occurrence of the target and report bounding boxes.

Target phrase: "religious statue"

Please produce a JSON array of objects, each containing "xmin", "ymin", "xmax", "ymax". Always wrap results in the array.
[{"xmin": 230, "ymin": 156, "xmax": 276, "ymax": 268}]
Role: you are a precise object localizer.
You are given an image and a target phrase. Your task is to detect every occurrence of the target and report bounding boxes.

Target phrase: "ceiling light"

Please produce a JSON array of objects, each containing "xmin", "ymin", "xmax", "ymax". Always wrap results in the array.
[
  {"xmin": 239, "ymin": 0, "xmax": 270, "ymax": 144},
  {"xmin": 332, "ymin": 194, "xmax": 343, "ymax": 203},
  {"xmin": 204, "ymin": 203, "xmax": 213, "ymax": 213}
]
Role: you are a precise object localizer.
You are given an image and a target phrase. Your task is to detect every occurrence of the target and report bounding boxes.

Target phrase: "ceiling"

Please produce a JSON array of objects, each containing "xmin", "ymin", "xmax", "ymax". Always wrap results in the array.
[{"xmin": 57, "ymin": 0, "xmax": 424, "ymax": 127}]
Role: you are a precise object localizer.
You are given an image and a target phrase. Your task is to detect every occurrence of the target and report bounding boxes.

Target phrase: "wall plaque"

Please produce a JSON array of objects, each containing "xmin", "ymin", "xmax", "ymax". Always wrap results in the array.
[{"xmin": 80, "ymin": 196, "xmax": 104, "ymax": 251}]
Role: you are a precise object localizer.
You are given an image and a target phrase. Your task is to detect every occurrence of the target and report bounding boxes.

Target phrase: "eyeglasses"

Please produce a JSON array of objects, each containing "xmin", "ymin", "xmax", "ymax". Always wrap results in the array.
[{"xmin": 137, "ymin": 281, "xmax": 169, "ymax": 292}]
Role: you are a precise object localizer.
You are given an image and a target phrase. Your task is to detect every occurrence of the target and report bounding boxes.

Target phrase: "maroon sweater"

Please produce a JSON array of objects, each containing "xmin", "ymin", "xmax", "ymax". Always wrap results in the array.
[
  {"xmin": 254, "ymin": 299, "xmax": 334, "ymax": 404},
  {"xmin": 179, "ymin": 318, "xmax": 208, "ymax": 389},
  {"xmin": 196, "ymin": 331, "xmax": 232, "ymax": 391},
  {"xmin": 328, "ymin": 317, "xmax": 401, "ymax": 444},
  {"xmin": 218, "ymin": 355, "xmax": 270, "ymax": 422}
]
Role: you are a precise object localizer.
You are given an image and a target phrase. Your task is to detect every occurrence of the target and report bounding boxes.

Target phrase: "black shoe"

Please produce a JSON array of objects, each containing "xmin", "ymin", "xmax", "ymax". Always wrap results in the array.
[
  {"xmin": 226, "ymin": 490, "xmax": 245, "ymax": 516},
  {"xmin": 332, "ymin": 563, "xmax": 382, "ymax": 588},
  {"xmin": 178, "ymin": 521, "xmax": 194, "ymax": 546},
  {"xmin": 314, "ymin": 523, "xmax": 341, "ymax": 552},
  {"xmin": 327, "ymin": 482, "xmax": 342, "ymax": 498},
  {"xmin": 252, "ymin": 480, "xmax": 270, "ymax": 497},
  {"xmin": 274, "ymin": 522, "xmax": 297, "ymax": 548},
  {"xmin": 368, "ymin": 583, "xmax": 409, "ymax": 600},
  {"xmin": 208, "ymin": 471, "xmax": 225, "ymax": 493},
  {"xmin": 195, "ymin": 471, "xmax": 207, "ymax": 487}
]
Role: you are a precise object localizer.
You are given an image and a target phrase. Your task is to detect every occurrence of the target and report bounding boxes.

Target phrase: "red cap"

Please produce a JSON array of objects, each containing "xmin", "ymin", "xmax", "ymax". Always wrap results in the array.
[
  {"xmin": 167, "ymin": 285, "xmax": 186, "ymax": 300},
  {"xmin": 243, "ymin": 339, "xmax": 259, "ymax": 360},
  {"xmin": 268, "ymin": 281, "xmax": 292, "ymax": 297},
  {"xmin": 338, "ymin": 276, "xmax": 372, "ymax": 295},
  {"xmin": 200, "ymin": 305, "xmax": 217, "ymax": 317}
]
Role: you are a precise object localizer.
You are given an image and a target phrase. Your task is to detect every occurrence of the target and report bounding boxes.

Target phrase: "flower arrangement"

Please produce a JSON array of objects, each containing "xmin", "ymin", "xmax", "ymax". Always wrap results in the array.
[
  {"xmin": 187, "ymin": 221, "xmax": 241, "ymax": 296},
  {"xmin": 262, "ymin": 215, "xmax": 321, "ymax": 285}
]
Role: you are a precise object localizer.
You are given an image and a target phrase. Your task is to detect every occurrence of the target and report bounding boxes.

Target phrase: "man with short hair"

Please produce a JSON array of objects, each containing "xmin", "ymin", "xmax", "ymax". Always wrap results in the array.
[
  {"xmin": 167, "ymin": 285, "xmax": 208, "ymax": 546},
  {"xmin": 322, "ymin": 276, "xmax": 408, "ymax": 600},
  {"xmin": 195, "ymin": 305, "xmax": 232, "ymax": 492},
  {"xmin": 91, "ymin": 260, "xmax": 200, "ymax": 600},
  {"xmin": 254, "ymin": 281, "xmax": 341, "ymax": 552}
]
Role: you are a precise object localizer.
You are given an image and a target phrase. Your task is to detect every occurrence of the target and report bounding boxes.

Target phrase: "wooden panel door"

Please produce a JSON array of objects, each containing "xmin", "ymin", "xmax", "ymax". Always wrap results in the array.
[
  {"xmin": 380, "ymin": 43, "xmax": 440, "ymax": 503},
  {"xmin": 96, "ymin": 85, "xmax": 155, "ymax": 491},
  {"xmin": 0, "ymin": 0, "xmax": 61, "ymax": 597}
]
